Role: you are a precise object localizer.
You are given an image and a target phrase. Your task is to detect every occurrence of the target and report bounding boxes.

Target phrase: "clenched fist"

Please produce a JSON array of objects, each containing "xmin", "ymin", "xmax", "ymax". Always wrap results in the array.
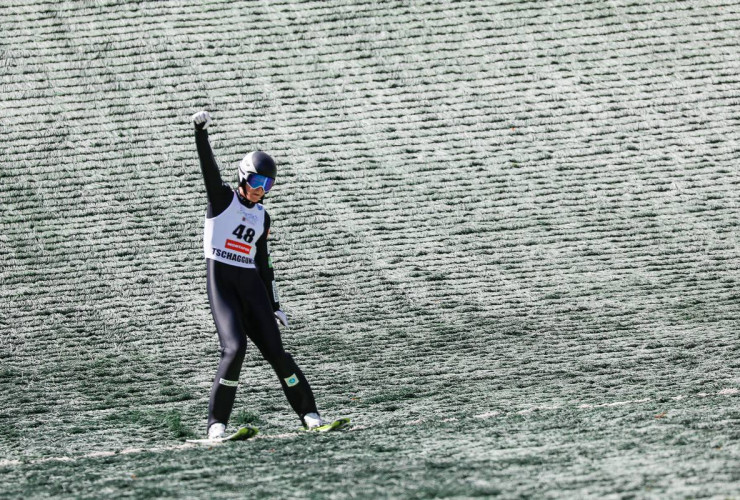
[{"xmin": 192, "ymin": 110, "xmax": 212, "ymax": 130}]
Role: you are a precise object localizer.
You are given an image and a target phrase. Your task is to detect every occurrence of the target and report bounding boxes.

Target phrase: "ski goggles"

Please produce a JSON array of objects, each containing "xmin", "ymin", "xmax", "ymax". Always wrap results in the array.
[{"xmin": 245, "ymin": 173, "xmax": 275, "ymax": 192}]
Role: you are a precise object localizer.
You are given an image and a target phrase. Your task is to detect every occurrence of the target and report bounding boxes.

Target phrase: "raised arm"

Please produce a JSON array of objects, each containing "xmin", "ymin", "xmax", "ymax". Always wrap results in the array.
[{"xmin": 193, "ymin": 111, "xmax": 232, "ymax": 217}]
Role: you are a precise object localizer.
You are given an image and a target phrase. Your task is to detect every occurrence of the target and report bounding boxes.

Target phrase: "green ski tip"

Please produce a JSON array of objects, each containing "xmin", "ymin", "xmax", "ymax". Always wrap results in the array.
[
  {"xmin": 226, "ymin": 426, "xmax": 259, "ymax": 441},
  {"xmin": 186, "ymin": 426, "xmax": 259, "ymax": 445},
  {"xmin": 303, "ymin": 417, "xmax": 351, "ymax": 433}
]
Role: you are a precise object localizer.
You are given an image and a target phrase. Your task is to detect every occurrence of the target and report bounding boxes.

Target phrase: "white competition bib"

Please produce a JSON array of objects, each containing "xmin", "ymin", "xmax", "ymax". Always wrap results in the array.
[{"xmin": 203, "ymin": 192, "xmax": 266, "ymax": 268}]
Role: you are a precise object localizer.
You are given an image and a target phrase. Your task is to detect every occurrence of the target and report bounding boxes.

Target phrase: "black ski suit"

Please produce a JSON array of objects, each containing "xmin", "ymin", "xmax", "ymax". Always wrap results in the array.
[{"xmin": 195, "ymin": 128, "xmax": 318, "ymax": 430}]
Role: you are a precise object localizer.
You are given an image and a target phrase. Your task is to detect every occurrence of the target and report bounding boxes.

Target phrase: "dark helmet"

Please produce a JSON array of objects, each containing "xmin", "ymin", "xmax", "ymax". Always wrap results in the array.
[{"xmin": 238, "ymin": 151, "xmax": 276, "ymax": 185}]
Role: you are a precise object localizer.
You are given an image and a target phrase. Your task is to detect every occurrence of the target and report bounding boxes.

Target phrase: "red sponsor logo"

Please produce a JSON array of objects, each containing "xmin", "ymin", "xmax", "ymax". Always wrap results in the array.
[{"xmin": 225, "ymin": 239, "xmax": 252, "ymax": 255}]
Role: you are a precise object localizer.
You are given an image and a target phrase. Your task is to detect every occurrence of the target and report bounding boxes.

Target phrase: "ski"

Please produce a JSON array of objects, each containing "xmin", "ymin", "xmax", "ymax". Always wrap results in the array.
[
  {"xmin": 303, "ymin": 417, "xmax": 351, "ymax": 433},
  {"xmin": 186, "ymin": 425, "xmax": 259, "ymax": 445}
]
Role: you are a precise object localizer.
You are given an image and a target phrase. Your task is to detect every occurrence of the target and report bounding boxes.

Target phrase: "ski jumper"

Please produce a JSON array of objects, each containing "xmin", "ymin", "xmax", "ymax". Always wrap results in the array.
[{"xmin": 195, "ymin": 128, "xmax": 318, "ymax": 430}]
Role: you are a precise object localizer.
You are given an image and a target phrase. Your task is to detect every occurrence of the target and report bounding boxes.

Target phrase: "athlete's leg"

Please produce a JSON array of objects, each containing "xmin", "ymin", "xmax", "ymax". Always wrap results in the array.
[
  {"xmin": 206, "ymin": 260, "xmax": 249, "ymax": 430},
  {"xmin": 242, "ymin": 273, "xmax": 318, "ymax": 421}
]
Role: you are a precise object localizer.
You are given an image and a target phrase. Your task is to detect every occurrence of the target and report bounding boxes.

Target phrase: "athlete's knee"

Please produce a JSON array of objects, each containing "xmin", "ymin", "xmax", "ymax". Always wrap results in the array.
[
  {"xmin": 261, "ymin": 347, "xmax": 291, "ymax": 372},
  {"xmin": 261, "ymin": 346, "xmax": 287, "ymax": 365},
  {"xmin": 220, "ymin": 339, "xmax": 247, "ymax": 364}
]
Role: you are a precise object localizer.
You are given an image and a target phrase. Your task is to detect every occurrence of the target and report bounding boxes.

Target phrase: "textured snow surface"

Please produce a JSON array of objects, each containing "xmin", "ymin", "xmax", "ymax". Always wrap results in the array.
[{"xmin": 1, "ymin": 1, "xmax": 739, "ymax": 498}]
